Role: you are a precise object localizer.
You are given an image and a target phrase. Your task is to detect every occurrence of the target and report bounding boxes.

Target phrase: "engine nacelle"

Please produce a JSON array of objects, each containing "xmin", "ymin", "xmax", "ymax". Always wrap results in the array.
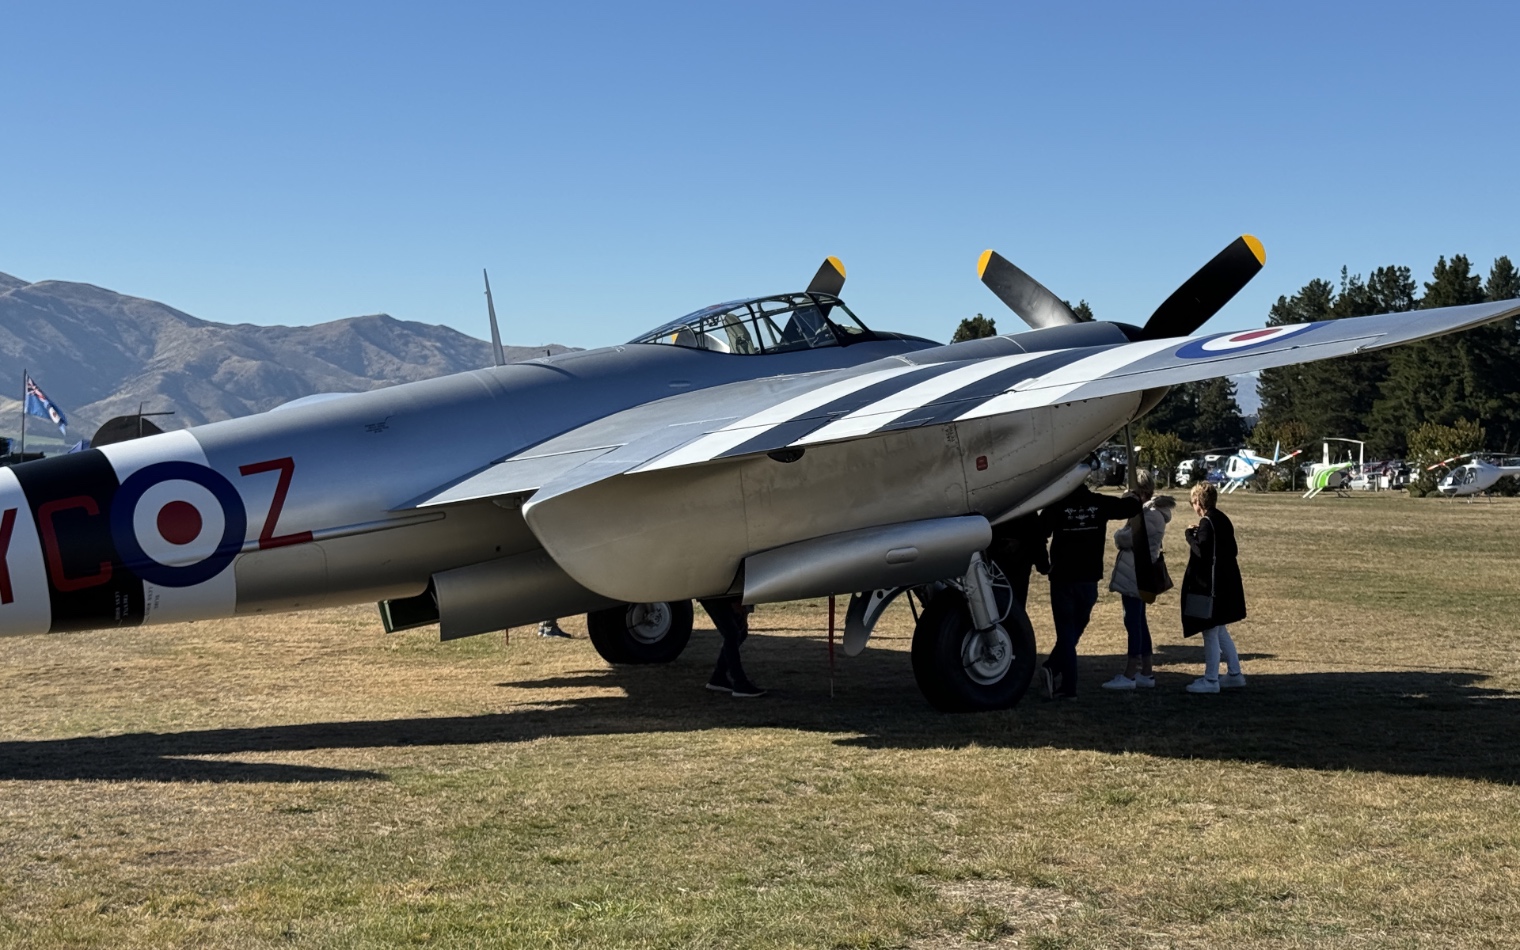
[
  {"xmin": 381, "ymin": 548, "xmax": 618, "ymax": 640},
  {"xmin": 740, "ymin": 515, "xmax": 991, "ymax": 605}
]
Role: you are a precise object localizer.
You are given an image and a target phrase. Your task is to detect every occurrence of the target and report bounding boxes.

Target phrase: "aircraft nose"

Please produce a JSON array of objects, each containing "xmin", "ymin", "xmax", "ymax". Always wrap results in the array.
[{"xmin": 0, "ymin": 466, "xmax": 52, "ymax": 636}]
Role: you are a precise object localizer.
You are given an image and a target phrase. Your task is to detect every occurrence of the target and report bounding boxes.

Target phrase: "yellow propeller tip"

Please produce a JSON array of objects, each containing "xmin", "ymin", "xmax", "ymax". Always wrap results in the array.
[
  {"xmin": 977, "ymin": 249, "xmax": 994, "ymax": 279},
  {"xmin": 826, "ymin": 255, "xmax": 845, "ymax": 279},
  {"xmin": 1242, "ymin": 235, "xmax": 1266, "ymax": 265}
]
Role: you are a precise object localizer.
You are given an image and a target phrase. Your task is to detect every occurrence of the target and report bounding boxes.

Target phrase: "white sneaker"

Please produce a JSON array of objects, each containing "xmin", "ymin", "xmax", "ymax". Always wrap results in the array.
[
  {"xmin": 1186, "ymin": 677, "xmax": 1220, "ymax": 694},
  {"xmin": 1101, "ymin": 674, "xmax": 1136, "ymax": 690},
  {"xmin": 1134, "ymin": 673, "xmax": 1156, "ymax": 688},
  {"xmin": 1220, "ymin": 673, "xmax": 1247, "ymax": 689}
]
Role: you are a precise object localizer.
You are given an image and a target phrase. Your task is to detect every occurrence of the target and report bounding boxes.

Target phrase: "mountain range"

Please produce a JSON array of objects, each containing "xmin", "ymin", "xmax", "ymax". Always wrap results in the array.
[{"xmin": 0, "ymin": 271, "xmax": 569, "ymax": 446}]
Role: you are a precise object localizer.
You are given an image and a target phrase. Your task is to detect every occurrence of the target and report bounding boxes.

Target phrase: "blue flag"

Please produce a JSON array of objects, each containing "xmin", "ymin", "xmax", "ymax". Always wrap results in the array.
[{"xmin": 24, "ymin": 375, "xmax": 68, "ymax": 437}]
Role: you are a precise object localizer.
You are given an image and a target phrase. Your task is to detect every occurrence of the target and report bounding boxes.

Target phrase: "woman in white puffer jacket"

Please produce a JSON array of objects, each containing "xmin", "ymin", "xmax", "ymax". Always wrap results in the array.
[{"xmin": 1102, "ymin": 471, "xmax": 1176, "ymax": 690}]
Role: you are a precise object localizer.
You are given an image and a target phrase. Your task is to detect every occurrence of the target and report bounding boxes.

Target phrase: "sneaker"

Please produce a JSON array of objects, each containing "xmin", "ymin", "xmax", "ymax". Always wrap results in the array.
[
  {"xmin": 1039, "ymin": 667, "xmax": 1055, "ymax": 700},
  {"xmin": 1101, "ymin": 674, "xmax": 1136, "ymax": 690},
  {"xmin": 730, "ymin": 679, "xmax": 767, "ymax": 698},
  {"xmin": 537, "ymin": 621, "xmax": 572, "ymax": 639},
  {"xmin": 1134, "ymin": 673, "xmax": 1156, "ymax": 688},
  {"xmin": 705, "ymin": 674, "xmax": 732, "ymax": 693},
  {"xmin": 1186, "ymin": 677, "xmax": 1220, "ymax": 694},
  {"xmin": 1219, "ymin": 673, "xmax": 1247, "ymax": 689}
]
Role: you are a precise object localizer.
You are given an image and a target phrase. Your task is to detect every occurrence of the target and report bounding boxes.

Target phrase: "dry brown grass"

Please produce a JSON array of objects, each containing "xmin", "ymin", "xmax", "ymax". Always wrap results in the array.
[{"xmin": 3, "ymin": 491, "xmax": 1520, "ymax": 948}]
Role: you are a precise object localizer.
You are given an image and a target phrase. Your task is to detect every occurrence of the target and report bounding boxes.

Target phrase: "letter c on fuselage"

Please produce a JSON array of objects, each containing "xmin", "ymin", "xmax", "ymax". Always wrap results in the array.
[{"xmin": 37, "ymin": 495, "xmax": 113, "ymax": 592}]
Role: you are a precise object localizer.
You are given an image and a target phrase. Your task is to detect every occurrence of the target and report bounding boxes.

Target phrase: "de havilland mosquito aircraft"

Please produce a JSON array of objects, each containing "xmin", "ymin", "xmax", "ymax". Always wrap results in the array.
[{"xmin": 2, "ymin": 240, "xmax": 1518, "ymax": 712}]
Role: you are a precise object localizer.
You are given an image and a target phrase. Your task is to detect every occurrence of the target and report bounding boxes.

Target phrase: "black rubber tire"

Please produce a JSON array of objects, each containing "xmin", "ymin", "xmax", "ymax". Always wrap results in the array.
[
  {"xmin": 586, "ymin": 600, "xmax": 694, "ymax": 665},
  {"xmin": 910, "ymin": 593, "xmax": 1038, "ymax": 712}
]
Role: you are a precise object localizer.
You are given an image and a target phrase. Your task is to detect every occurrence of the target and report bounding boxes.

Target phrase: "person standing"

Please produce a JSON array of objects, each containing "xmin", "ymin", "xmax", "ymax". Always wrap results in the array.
[
  {"xmin": 1180, "ymin": 482, "xmax": 1247, "ymax": 693},
  {"xmin": 1101, "ymin": 472, "xmax": 1176, "ymax": 690},
  {"xmin": 1038, "ymin": 483, "xmax": 1141, "ymax": 699},
  {"xmin": 989, "ymin": 512, "xmax": 1049, "ymax": 611},
  {"xmin": 698, "ymin": 597, "xmax": 766, "ymax": 698}
]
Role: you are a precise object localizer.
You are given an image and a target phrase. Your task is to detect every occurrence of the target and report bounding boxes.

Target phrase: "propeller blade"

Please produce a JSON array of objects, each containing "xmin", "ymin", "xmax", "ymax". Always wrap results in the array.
[
  {"xmin": 1138, "ymin": 235, "xmax": 1267, "ymax": 340},
  {"xmin": 977, "ymin": 250, "xmax": 1085, "ymax": 330},
  {"xmin": 807, "ymin": 256, "xmax": 847, "ymax": 296}
]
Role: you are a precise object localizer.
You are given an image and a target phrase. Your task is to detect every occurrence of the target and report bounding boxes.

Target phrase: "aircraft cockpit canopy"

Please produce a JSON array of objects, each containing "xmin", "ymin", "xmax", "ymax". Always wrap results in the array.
[{"xmin": 630, "ymin": 293, "xmax": 875, "ymax": 354}]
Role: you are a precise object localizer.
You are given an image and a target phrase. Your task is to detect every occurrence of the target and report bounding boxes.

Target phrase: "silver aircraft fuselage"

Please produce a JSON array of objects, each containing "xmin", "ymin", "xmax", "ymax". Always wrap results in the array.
[{"xmin": 0, "ymin": 334, "xmax": 953, "ymax": 635}]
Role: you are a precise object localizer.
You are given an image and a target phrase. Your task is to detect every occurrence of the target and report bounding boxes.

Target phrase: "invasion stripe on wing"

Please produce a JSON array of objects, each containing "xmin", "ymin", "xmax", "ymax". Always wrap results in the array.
[
  {"xmin": 793, "ymin": 352, "xmax": 1051, "ymax": 446},
  {"xmin": 956, "ymin": 339, "xmax": 1179, "ymax": 421},
  {"xmin": 634, "ymin": 362, "xmax": 928, "ymax": 472}
]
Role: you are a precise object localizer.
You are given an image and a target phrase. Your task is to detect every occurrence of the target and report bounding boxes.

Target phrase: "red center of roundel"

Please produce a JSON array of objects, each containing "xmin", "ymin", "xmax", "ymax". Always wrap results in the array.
[
  {"xmin": 156, "ymin": 500, "xmax": 203, "ymax": 545},
  {"xmin": 1230, "ymin": 328, "xmax": 1279, "ymax": 343}
]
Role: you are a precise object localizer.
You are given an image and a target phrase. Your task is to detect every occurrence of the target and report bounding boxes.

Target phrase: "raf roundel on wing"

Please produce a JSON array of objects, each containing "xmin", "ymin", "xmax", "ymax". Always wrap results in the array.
[{"xmin": 1173, "ymin": 322, "xmax": 1323, "ymax": 360}]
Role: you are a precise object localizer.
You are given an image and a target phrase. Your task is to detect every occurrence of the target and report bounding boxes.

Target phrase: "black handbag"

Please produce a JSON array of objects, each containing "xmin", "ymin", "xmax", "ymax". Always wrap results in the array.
[
  {"xmin": 1182, "ymin": 516, "xmax": 1214, "ymax": 619},
  {"xmin": 1152, "ymin": 552, "xmax": 1174, "ymax": 596}
]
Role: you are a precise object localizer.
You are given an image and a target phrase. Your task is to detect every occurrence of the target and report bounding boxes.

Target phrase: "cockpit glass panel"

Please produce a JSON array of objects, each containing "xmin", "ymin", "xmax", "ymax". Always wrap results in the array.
[{"xmin": 628, "ymin": 293, "xmax": 875, "ymax": 354}]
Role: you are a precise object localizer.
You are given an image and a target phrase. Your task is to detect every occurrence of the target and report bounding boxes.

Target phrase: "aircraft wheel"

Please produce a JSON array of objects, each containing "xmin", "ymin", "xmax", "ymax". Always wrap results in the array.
[
  {"xmin": 910, "ymin": 592, "xmax": 1037, "ymax": 712},
  {"xmin": 586, "ymin": 600, "xmax": 694, "ymax": 665}
]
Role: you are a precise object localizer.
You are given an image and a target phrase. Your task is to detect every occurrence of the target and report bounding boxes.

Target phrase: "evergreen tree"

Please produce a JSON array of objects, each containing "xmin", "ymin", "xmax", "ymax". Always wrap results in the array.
[
  {"xmin": 1369, "ymin": 255, "xmax": 1486, "ymax": 455},
  {"xmin": 950, "ymin": 313, "xmax": 997, "ymax": 343},
  {"xmin": 1256, "ymin": 278, "xmax": 1336, "ymax": 431},
  {"xmin": 1141, "ymin": 379, "xmax": 1245, "ymax": 449},
  {"xmin": 1194, "ymin": 377, "xmax": 1246, "ymax": 447},
  {"xmin": 1461, "ymin": 257, "xmax": 1520, "ymax": 451}
]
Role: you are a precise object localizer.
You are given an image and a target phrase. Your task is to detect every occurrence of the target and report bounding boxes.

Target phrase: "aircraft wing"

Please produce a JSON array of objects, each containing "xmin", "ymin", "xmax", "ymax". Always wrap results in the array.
[
  {"xmin": 628, "ymin": 299, "xmax": 1520, "ymax": 474},
  {"xmin": 405, "ymin": 299, "xmax": 1520, "ymax": 510}
]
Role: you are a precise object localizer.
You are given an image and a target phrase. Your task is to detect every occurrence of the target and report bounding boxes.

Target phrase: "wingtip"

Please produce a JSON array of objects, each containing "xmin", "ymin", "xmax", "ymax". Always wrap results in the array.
[
  {"xmin": 1242, "ymin": 235, "xmax": 1266, "ymax": 266},
  {"xmin": 826, "ymin": 255, "xmax": 845, "ymax": 279},
  {"xmin": 977, "ymin": 249, "xmax": 994, "ymax": 279}
]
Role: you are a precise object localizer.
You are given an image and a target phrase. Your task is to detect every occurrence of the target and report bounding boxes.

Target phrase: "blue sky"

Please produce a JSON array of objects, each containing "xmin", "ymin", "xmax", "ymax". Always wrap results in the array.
[{"xmin": 2, "ymin": 1, "xmax": 1516, "ymax": 352}]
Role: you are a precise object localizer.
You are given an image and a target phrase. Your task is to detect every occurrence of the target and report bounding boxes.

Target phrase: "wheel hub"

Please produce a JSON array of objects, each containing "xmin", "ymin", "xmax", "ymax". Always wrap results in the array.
[
  {"xmin": 626, "ymin": 602, "xmax": 672, "ymax": 644},
  {"xmin": 961, "ymin": 624, "xmax": 1014, "ymax": 685}
]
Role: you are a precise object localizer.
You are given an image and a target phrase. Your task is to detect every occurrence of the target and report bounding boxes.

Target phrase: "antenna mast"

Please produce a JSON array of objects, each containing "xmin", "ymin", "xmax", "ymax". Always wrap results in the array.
[{"xmin": 483, "ymin": 269, "xmax": 506, "ymax": 367}]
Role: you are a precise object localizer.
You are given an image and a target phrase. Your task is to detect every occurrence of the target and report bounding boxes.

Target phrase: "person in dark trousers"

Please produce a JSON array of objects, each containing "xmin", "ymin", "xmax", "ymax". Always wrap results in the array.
[
  {"xmin": 1038, "ymin": 483, "xmax": 1142, "ymax": 699},
  {"xmin": 1180, "ymin": 482, "xmax": 1247, "ymax": 693},
  {"xmin": 1101, "ymin": 471, "xmax": 1176, "ymax": 690},
  {"xmin": 698, "ymin": 596, "xmax": 766, "ymax": 697},
  {"xmin": 989, "ymin": 512, "xmax": 1050, "ymax": 610}
]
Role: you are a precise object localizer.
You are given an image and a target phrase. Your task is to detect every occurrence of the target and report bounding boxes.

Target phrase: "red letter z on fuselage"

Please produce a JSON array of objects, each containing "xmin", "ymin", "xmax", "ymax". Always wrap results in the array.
[{"xmin": 238, "ymin": 457, "xmax": 314, "ymax": 550}]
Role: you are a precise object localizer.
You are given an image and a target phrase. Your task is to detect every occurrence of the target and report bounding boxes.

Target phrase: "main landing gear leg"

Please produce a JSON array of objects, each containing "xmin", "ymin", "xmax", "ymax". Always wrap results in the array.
[{"xmin": 910, "ymin": 552, "xmax": 1038, "ymax": 712}]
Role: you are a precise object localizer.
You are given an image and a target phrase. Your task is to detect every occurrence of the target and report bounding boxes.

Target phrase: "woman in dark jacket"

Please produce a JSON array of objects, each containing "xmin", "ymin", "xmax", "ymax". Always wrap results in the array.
[{"xmin": 1180, "ymin": 482, "xmax": 1246, "ymax": 693}]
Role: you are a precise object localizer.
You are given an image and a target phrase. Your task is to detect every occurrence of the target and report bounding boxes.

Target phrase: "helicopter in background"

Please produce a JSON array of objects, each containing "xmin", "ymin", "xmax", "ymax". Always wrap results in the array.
[
  {"xmin": 1303, "ymin": 438, "xmax": 1366, "ymax": 500},
  {"xmin": 1429, "ymin": 454, "xmax": 1520, "ymax": 498},
  {"xmin": 1219, "ymin": 443, "xmax": 1302, "ymax": 493}
]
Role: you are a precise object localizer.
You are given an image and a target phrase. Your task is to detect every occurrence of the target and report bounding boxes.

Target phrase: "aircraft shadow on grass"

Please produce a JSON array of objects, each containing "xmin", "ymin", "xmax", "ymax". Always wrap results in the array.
[{"xmin": 1, "ymin": 628, "xmax": 1516, "ymax": 785}]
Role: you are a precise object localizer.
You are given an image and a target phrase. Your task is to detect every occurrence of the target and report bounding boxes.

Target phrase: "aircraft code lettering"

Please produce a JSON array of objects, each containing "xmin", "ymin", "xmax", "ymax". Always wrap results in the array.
[
  {"xmin": 37, "ymin": 496, "xmax": 113, "ymax": 593},
  {"xmin": 238, "ymin": 457, "xmax": 313, "ymax": 550},
  {"xmin": 0, "ymin": 507, "xmax": 15, "ymax": 604}
]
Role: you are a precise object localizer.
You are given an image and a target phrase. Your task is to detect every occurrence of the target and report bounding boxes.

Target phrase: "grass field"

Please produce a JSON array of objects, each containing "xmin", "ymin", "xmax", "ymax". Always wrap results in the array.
[{"xmin": 3, "ymin": 491, "xmax": 1520, "ymax": 948}]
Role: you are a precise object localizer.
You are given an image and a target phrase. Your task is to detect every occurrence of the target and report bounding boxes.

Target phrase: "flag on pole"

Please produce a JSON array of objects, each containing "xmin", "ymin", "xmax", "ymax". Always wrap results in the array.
[{"xmin": 24, "ymin": 375, "xmax": 68, "ymax": 437}]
